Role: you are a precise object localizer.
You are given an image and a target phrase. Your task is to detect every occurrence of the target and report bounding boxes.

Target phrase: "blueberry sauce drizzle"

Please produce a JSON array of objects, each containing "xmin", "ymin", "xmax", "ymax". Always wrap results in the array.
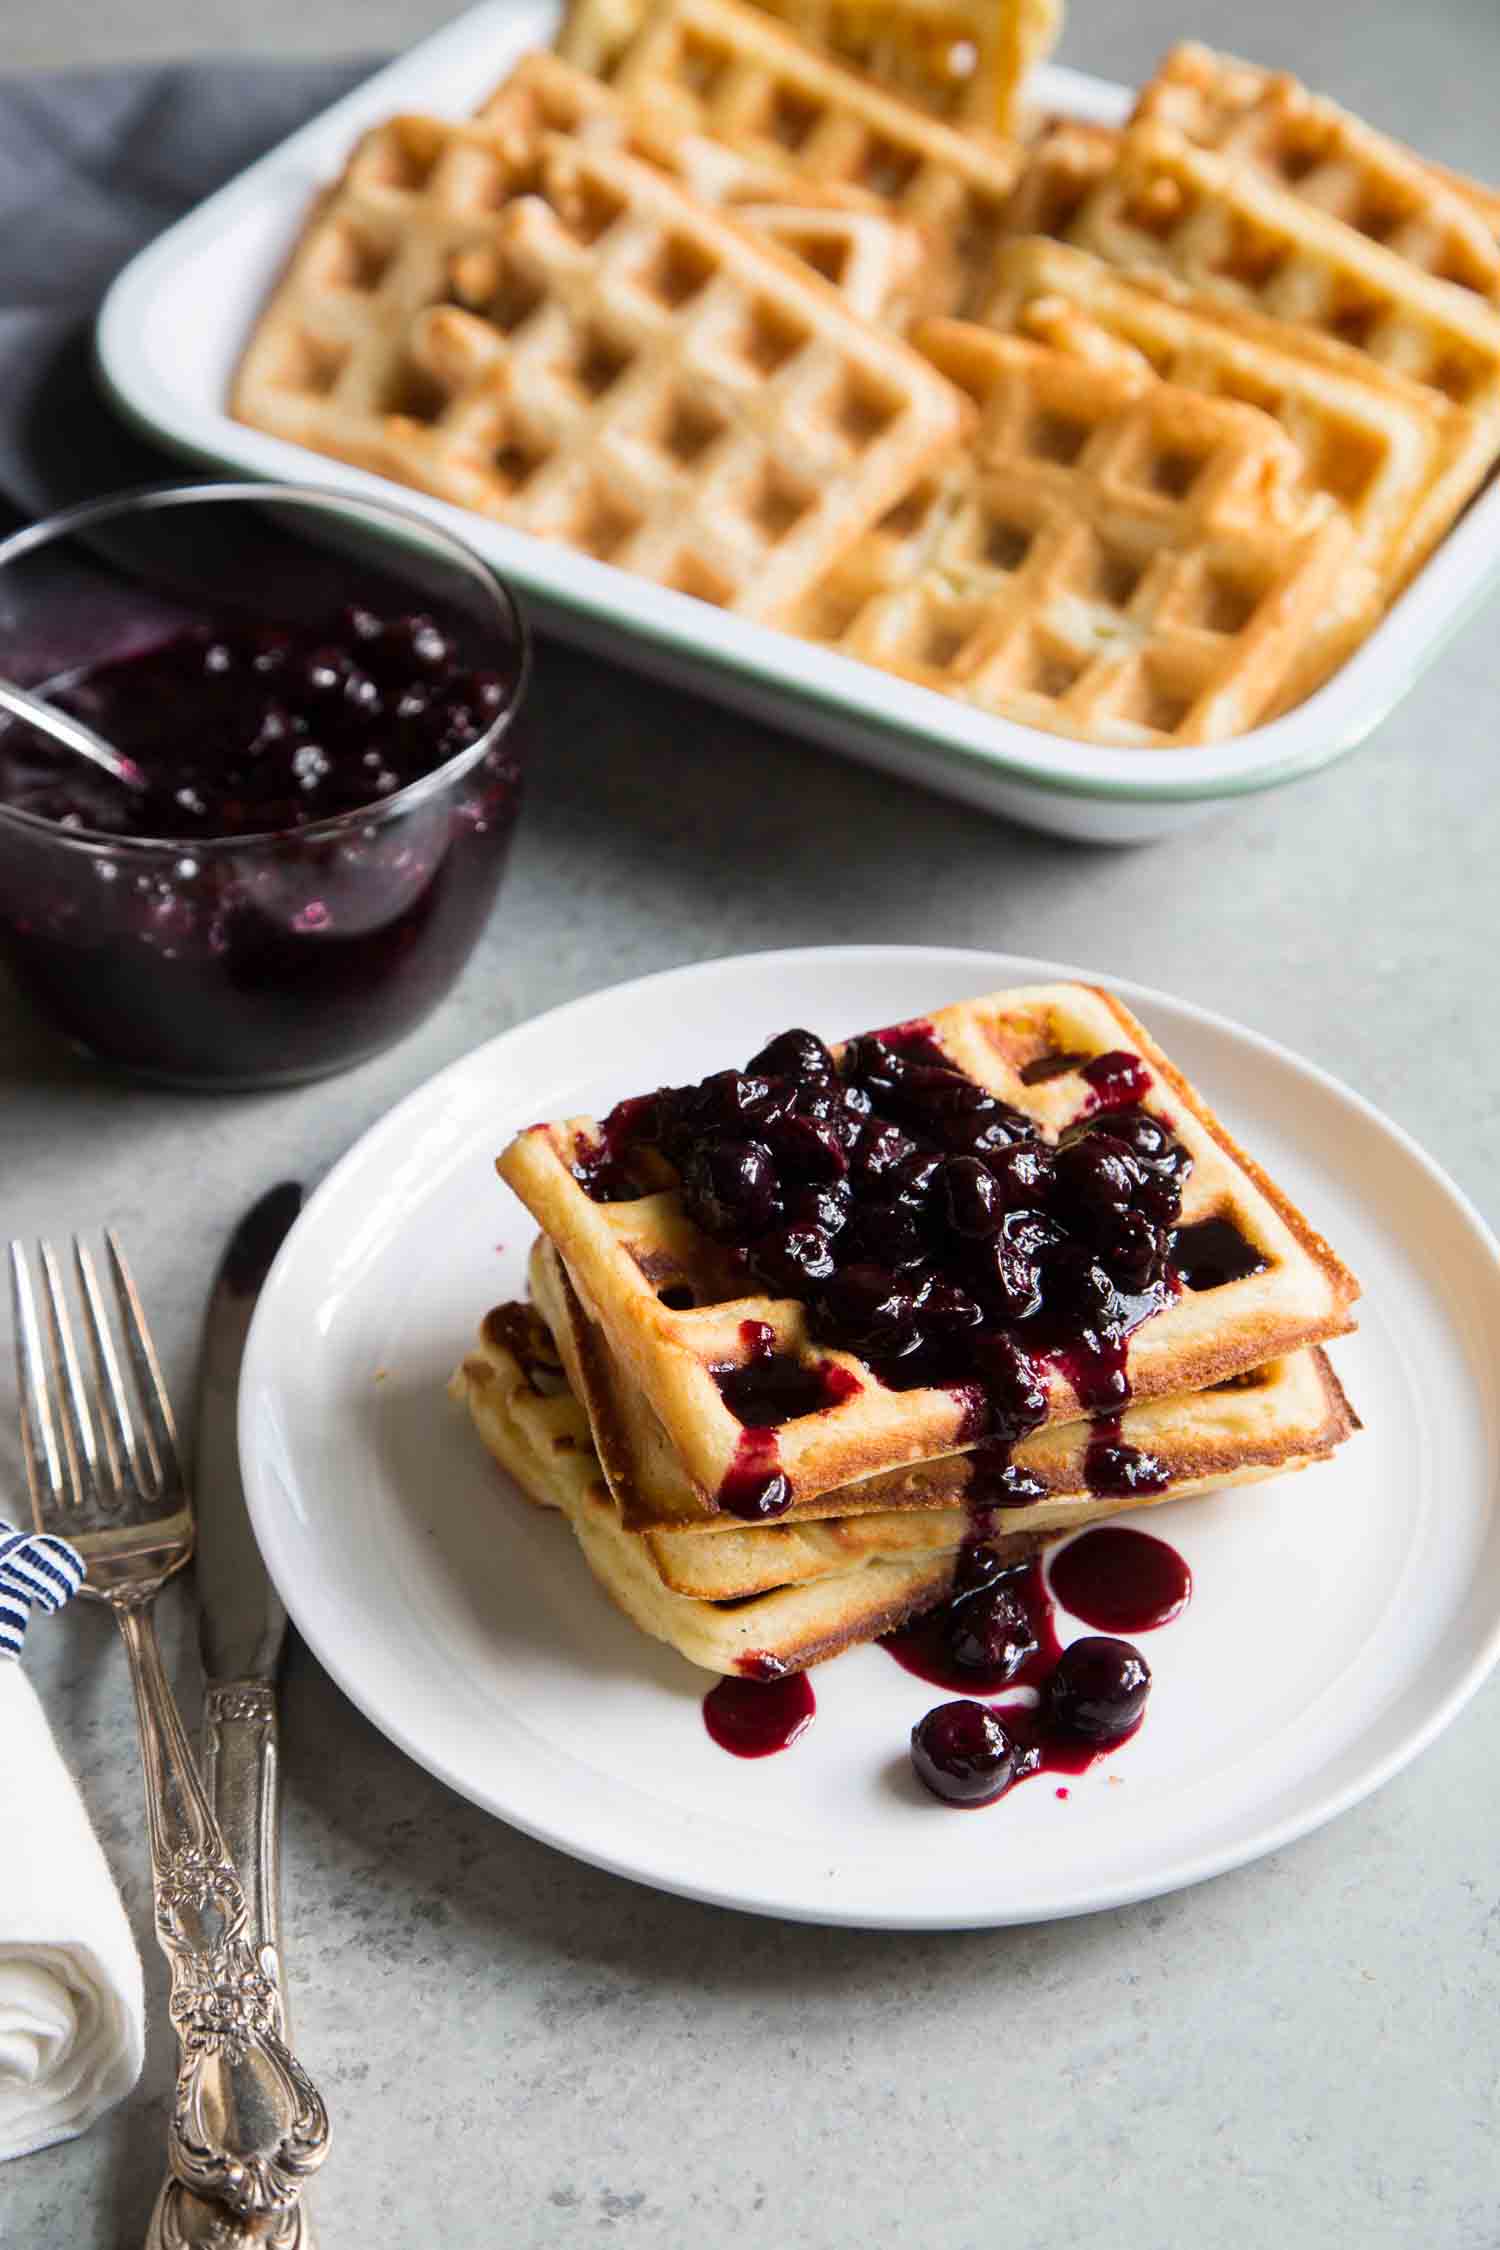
[
  {"xmin": 579, "ymin": 1019, "xmax": 1195, "ymax": 1519},
  {"xmin": 1081, "ymin": 1415, "xmax": 1171, "ymax": 1499}
]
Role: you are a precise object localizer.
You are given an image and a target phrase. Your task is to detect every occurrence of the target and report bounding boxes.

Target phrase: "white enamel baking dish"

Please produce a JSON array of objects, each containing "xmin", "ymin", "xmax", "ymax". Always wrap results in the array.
[{"xmin": 95, "ymin": 0, "xmax": 1500, "ymax": 841}]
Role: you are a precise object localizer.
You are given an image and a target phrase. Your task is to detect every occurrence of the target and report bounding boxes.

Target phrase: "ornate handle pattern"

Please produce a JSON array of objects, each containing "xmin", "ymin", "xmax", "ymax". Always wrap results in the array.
[{"xmin": 115, "ymin": 1597, "xmax": 330, "ymax": 2227}]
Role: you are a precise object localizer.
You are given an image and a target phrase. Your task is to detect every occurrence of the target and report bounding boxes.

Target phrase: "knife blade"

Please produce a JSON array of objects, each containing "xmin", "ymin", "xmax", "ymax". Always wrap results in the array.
[{"xmin": 147, "ymin": 1182, "xmax": 316, "ymax": 2250}]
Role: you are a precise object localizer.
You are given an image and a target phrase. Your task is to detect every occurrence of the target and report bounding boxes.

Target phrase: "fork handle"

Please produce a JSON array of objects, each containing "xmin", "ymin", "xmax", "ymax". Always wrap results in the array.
[{"xmin": 115, "ymin": 1595, "xmax": 330, "ymax": 2227}]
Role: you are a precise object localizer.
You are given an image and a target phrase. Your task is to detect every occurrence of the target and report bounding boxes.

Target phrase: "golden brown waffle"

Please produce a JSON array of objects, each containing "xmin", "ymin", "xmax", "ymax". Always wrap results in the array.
[
  {"xmin": 529, "ymin": 1235, "xmax": 1357, "ymax": 1561},
  {"xmin": 1053, "ymin": 125, "xmax": 1500, "ymax": 421},
  {"xmin": 981, "ymin": 238, "xmax": 1494, "ymax": 599},
  {"xmin": 476, "ymin": 51, "xmax": 940, "ymax": 325},
  {"xmin": 232, "ymin": 112, "xmax": 966, "ymax": 623},
  {"xmin": 560, "ymin": 0, "xmax": 1059, "ymax": 136},
  {"xmin": 450, "ymin": 1301, "xmax": 1355, "ymax": 1671},
  {"xmin": 497, "ymin": 982, "xmax": 1360, "ymax": 1516},
  {"xmin": 573, "ymin": 0, "xmax": 1024, "ymax": 313},
  {"xmin": 788, "ymin": 319, "xmax": 1364, "ymax": 743},
  {"xmin": 1134, "ymin": 44, "xmax": 1500, "ymax": 306}
]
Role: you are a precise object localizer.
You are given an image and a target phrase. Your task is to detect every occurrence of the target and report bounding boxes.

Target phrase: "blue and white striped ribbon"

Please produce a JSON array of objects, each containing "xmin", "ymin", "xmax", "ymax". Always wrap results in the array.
[{"xmin": 0, "ymin": 1522, "xmax": 85, "ymax": 1659}]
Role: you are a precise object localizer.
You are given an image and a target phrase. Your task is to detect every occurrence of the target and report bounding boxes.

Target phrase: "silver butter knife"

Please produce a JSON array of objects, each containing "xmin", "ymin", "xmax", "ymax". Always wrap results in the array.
[{"xmin": 149, "ymin": 1183, "xmax": 322, "ymax": 2250}]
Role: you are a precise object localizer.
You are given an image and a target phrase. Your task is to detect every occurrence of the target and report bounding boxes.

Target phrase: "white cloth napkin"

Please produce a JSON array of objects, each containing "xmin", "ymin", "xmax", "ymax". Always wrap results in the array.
[{"xmin": 0, "ymin": 1656, "xmax": 145, "ymax": 2162}]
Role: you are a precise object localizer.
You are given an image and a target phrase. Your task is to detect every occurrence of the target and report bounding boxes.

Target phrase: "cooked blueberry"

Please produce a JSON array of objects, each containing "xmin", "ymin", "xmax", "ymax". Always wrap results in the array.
[
  {"xmin": 751, "ymin": 1223, "xmax": 837, "ymax": 1295},
  {"xmin": 986, "ymin": 1141, "xmax": 1056, "ymax": 1209},
  {"xmin": 786, "ymin": 1178, "xmax": 853, "ymax": 1236},
  {"xmin": 766, "ymin": 1110, "xmax": 849, "ymax": 1181},
  {"xmin": 1046, "ymin": 1636, "xmax": 1150, "ymax": 1744},
  {"xmin": 946, "ymin": 1580, "xmax": 1037, "ymax": 1680},
  {"xmin": 1098, "ymin": 1207, "xmax": 1168, "ymax": 1287},
  {"xmin": 920, "ymin": 1280, "xmax": 984, "ymax": 1332},
  {"xmin": 1042, "ymin": 1245, "xmax": 1121, "ymax": 1332},
  {"xmin": 1053, "ymin": 1133, "xmax": 1140, "ymax": 1219},
  {"xmin": 682, "ymin": 1138, "xmax": 778, "ymax": 1237},
  {"xmin": 944, "ymin": 1156, "xmax": 1002, "ymax": 1238},
  {"xmin": 850, "ymin": 1120, "xmax": 919, "ymax": 1191},
  {"xmin": 747, "ymin": 1028, "xmax": 837, "ymax": 1081},
  {"xmin": 910, "ymin": 1700, "xmax": 1017, "ymax": 1806},
  {"xmin": 966, "ymin": 1209, "xmax": 1048, "ymax": 1322},
  {"xmin": 849, "ymin": 1199, "xmax": 928, "ymax": 1270},
  {"xmin": 817, "ymin": 1263, "xmax": 925, "ymax": 1358},
  {"xmin": 968, "ymin": 1334, "xmax": 1047, "ymax": 1441},
  {"xmin": 890, "ymin": 1149, "xmax": 944, "ymax": 1207}
]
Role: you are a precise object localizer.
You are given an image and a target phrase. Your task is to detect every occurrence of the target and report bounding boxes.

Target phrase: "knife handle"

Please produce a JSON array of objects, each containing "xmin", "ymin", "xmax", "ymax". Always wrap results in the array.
[{"xmin": 144, "ymin": 1683, "xmax": 317, "ymax": 2250}]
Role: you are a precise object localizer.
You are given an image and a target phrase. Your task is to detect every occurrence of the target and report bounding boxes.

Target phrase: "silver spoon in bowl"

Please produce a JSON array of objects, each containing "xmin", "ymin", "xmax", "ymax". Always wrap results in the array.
[{"xmin": 0, "ymin": 676, "xmax": 144, "ymax": 789}]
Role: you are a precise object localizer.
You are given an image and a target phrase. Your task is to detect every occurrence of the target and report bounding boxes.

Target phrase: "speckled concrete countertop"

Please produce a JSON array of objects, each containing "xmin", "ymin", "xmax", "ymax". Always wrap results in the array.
[{"xmin": 3, "ymin": 0, "xmax": 1498, "ymax": 2243}]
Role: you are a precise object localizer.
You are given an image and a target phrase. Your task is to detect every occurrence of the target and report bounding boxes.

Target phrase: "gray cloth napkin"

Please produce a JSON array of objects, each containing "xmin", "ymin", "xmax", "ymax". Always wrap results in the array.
[{"xmin": 0, "ymin": 57, "xmax": 375, "ymax": 530}]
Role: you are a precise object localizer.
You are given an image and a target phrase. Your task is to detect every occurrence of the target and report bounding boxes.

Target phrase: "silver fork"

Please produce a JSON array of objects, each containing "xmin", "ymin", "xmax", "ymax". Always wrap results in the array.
[{"xmin": 9, "ymin": 1233, "xmax": 330, "ymax": 2240}]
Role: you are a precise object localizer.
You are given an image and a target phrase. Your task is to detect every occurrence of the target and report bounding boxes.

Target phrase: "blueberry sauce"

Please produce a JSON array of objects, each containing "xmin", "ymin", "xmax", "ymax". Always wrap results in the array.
[
  {"xmin": 1049, "ymin": 1526, "xmax": 1191, "ymax": 1633},
  {"xmin": 702, "ymin": 1670, "xmax": 815, "ymax": 1756},
  {"xmin": 1, "ymin": 608, "xmax": 516, "ymax": 838},
  {"xmin": 1082, "ymin": 1414, "xmax": 1171, "ymax": 1499},
  {"xmin": 577, "ymin": 1019, "xmax": 1194, "ymax": 1515},
  {"xmin": 0, "ymin": 604, "xmax": 526, "ymax": 1086},
  {"xmin": 1171, "ymin": 1215, "xmax": 1270, "ymax": 1290},
  {"xmin": 711, "ymin": 1319, "xmax": 863, "ymax": 1431},
  {"xmin": 883, "ymin": 1556, "xmax": 1063, "ymax": 1696}
]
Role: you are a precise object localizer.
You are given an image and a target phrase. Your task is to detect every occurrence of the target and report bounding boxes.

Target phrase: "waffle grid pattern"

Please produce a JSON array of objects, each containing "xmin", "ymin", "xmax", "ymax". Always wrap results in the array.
[
  {"xmin": 232, "ymin": 113, "xmax": 964, "ymax": 623},
  {"xmin": 791, "ymin": 322, "xmax": 1361, "ymax": 745}
]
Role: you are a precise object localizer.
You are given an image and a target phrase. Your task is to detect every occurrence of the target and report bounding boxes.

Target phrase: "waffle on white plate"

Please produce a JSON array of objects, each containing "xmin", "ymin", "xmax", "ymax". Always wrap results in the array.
[
  {"xmin": 451, "ymin": 1294, "xmax": 1356, "ymax": 1674},
  {"xmin": 790, "ymin": 320, "xmax": 1365, "ymax": 744},
  {"xmin": 524, "ymin": 1234, "xmax": 1356, "ymax": 1547},
  {"xmin": 558, "ymin": 0, "xmax": 1059, "ymax": 137},
  {"xmin": 497, "ymin": 983, "xmax": 1359, "ymax": 1516},
  {"xmin": 232, "ymin": 111, "xmax": 965, "ymax": 624}
]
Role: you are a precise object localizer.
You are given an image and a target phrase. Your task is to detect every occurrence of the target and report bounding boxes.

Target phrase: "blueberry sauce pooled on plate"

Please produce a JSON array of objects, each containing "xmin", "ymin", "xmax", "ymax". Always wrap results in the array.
[
  {"xmin": 576, "ymin": 1021, "xmax": 1193, "ymax": 1518},
  {"xmin": 1, "ymin": 606, "xmax": 516, "ymax": 838}
]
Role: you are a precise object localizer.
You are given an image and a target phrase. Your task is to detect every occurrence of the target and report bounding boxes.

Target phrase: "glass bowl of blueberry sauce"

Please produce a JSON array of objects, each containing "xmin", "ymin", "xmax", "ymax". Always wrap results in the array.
[{"xmin": 0, "ymin": 481, "xmax": 530, "ymax": 1088}]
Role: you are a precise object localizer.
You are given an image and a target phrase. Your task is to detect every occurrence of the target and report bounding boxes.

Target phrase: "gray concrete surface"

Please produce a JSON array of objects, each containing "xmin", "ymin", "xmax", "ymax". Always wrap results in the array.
[{"xmin": 3, "ymin": 1, "xmax": 1500, "ymax": 2245}]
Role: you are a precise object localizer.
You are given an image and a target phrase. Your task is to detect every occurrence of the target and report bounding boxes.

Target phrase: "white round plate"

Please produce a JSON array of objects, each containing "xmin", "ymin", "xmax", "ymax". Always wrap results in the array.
[{"xmin": 241, "ymin": 947, "xmax": 1500, "ymax": 1928}]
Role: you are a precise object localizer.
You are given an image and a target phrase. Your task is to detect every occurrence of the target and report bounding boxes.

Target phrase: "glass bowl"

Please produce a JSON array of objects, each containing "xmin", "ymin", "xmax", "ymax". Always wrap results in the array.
[{"xmin": 0, "ymin": 481, "xmax": 531, "ymax": 1089}]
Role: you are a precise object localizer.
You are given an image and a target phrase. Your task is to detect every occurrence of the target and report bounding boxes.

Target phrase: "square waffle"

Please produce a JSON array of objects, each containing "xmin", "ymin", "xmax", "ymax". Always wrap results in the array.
[
  {"xmin": 981, "ymin": 238, "xmax": 1493, "ymax": 599},
  {"xmin": 475, "ymin": 52, "xmax": 943, "ymax": 325},
  {"xmin": 788, "ymin": 319, "xmax": 1364, "ymax": 744},
  {"xmin": 1053, "ymin": 124, "xmax": 1500, "ymax": 422},
  {"xmin": 528, "ymin": 1235, "xmax": 1357, "ymax": 1551},
  {"xmin": 573, "ymin": 0, "xmax": 1024, "ymax": 314},
  {"xmin": 497, "ymin": 983, "xmax": 1360, "ymax": 1516},
  {"xmin": 559, "ymin": 0, "xmax": 1059, "ymax": 137},
  {"xmin": 451, "ymin": 1299, "xmax": 1356, "ymax": 1672},
  {"xmin": 1133, "ymin": 43, "xmax": 1500, "ymax": 307},
  {"xmin": 231, "ymin": 112, "xmax": 966, "ymax": 624}
]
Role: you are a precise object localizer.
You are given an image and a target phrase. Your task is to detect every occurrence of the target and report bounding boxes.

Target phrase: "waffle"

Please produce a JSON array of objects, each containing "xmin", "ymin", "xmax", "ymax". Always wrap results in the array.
[
  {"xmin": 559, "ymin": 0, "xmax": 1059, "ymax": 137},
  {"xmin": 232, "ymin": 112, "xmax": 966, "ymax": 624},
  {"xmin": 981, "ymin": 238, "xmax": 1492, "ymax": 599},
  {"xmin": 788, "ymin": 319, "xmax": 1365, "ymax": 743},
  {"xmin": 497, "ymin": 983, "xmax": 1360, "ymax": 1515},
  {"xmin": 528, "ymin": 1234, "xmax": 1357, "ymax": 1558},
  {"xmin": 476, "ymin": 52, "xmax": 941, "ymax": 325},
  {"xmin": 576, "ymin": 0, "xmax": 1025, "ymax": 314},
  {"xmin": 450, "ymin": 1300, "xmax": 1356, "ymax": 1671},
  {"xmin": 1052, "ymin": 125, "xmax": 1500, "ymax": 422},
  {"xmin": 1134, "ymin": 44, "xmax": 1500, "ymax": 307}
]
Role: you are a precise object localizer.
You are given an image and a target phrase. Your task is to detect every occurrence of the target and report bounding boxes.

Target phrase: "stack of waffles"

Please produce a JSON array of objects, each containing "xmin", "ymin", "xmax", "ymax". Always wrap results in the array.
[
  {"xmin": 451, "ymin": 983, "xmax": 1361, "ymax": 1679},
  {"xmin": 233, "ymin": 5, "xmax": 1500, "ymax": 747}
]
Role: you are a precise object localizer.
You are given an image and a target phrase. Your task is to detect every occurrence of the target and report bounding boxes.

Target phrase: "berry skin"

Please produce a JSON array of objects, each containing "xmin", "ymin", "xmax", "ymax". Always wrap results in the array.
[
  {"xmin": 945, "ymin": 1580, "xmax": 1037, "ymax": 1681},
  {"xmin": 1046, "ymin": 1637, "xmax": 1151, "ymax": 1744},
  {"xmin": 910, "ymin": 1700, "xmax": 1018, "ymax": 1806}
]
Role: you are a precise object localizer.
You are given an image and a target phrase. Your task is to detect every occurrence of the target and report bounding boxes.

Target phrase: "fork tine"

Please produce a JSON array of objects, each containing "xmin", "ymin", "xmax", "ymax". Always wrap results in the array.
[
  {"xmin": 104, "ymin": 1231, "xmax": 181, "ymax": 1495},
  {"xmin": 74, "ymin": 1239, "xmax": 132, "ymax": 1507},
  {"xmin": 9, "ymin": 1241, "xmax": 71, "ymax": 1524},
  {"xmin": 38, "ymin": 1241, "xmax": 103, "ymax": 1511}
]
